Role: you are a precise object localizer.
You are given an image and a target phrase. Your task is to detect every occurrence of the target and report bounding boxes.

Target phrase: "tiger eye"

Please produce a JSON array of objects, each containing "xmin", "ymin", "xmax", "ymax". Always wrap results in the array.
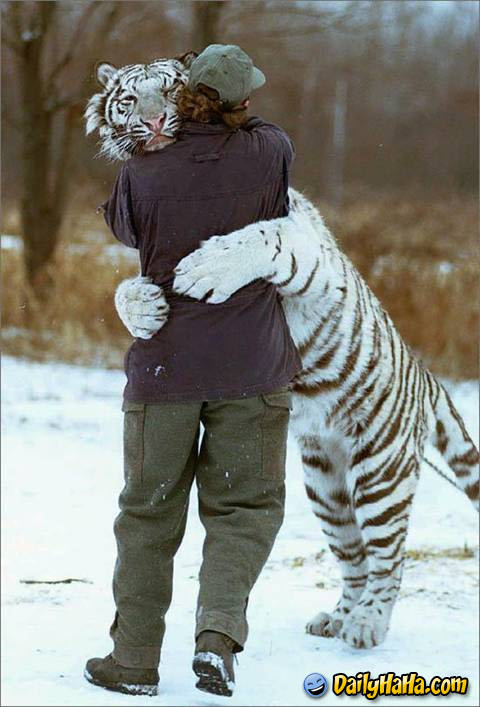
[{"xmin": 164, "ymin": 80, "xmax": 181, "ymax": 94}]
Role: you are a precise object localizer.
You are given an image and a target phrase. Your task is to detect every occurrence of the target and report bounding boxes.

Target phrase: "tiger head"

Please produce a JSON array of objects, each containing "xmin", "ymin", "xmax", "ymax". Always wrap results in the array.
[{"xmin": 85, "ymin": 52, "xmax": 197, "ymax": 161}]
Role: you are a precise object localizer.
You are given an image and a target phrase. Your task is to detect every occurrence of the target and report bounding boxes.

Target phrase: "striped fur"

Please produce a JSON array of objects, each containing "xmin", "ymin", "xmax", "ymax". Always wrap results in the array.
[
  {"xmin": 172, "ymin": 189, "xmax": 479, "ymax": 648},
  {"xmin": 88, "ymin": 60, "xmax": 479, "ymax": 650},
  {"xmin": 84, "ymin": 54, "xmax": 196, "ymax": 161}
]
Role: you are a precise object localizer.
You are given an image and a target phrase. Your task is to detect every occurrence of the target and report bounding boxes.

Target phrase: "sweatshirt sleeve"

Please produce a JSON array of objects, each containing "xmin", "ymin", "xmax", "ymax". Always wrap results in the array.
[
  {"xmin": 243, "ymin": 116, "xmax": 295, "ymax": 168},
  {"xmin": 101, "ymin": 164, "xmax": 139, "ymax": 249}
]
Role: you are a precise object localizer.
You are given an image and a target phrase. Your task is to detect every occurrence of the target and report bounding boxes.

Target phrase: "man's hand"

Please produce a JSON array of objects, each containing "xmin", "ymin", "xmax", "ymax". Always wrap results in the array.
[{"xmin": 115, "ymin": 276, "xmax": 169, "ymax": 339}]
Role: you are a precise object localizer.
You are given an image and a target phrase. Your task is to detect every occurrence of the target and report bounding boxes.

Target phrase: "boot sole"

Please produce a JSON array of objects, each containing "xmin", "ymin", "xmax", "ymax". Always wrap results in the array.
[
  {"xmin": 84, "ymin": 668, "xmax": 158, "ymax": 696},
  {"xmin": 192, "ymin": 655, "xmax": 233, "ymax": 697}
]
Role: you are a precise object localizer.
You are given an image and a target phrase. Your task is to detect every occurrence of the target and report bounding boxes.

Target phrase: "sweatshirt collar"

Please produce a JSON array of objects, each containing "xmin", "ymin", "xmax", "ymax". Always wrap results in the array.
[{"xmin": 179, "ymin": 120, "xmax": 233, "ymax": 135}]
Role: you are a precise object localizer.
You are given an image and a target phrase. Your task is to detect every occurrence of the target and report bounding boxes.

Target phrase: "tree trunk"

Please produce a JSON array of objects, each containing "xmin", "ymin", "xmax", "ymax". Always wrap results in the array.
[
  {"xmin": 330, "ymin": 78, "xmax": 348, "ymax": 210},
  {"xmin": 192, "ymin": 1, "xmax": 225, "ymax": 49},
  {"xmin": 17, "ymin": 2, "xmax": 61, "ymax": 300}
]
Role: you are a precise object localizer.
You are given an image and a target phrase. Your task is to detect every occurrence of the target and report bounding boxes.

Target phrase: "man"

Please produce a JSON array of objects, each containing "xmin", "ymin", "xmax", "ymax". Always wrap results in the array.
[{"xmin": 85, "ymin": 44, "xmax": 301, "ymax": 698}]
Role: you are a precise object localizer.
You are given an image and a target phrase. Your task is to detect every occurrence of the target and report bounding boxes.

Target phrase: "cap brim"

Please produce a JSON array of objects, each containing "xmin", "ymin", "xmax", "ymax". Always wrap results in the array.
[{"xmin": 251, "ymin": 66, "xmax": 266, "ymax": 90}]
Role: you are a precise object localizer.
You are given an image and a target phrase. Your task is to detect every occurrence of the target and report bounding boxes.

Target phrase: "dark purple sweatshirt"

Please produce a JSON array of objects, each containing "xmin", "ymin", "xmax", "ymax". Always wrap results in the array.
[{"xmin": 103, "ymin": 117, "xmax": 302, "ymax": 402}]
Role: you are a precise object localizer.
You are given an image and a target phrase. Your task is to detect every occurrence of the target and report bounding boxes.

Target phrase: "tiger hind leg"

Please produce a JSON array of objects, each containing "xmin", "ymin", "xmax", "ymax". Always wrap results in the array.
[
  {"xmin": 341, "ymin": 450, "xmax": 420, "ymax": 649},
  {"xmin": 300, "ymin": 436, "xmax": 368, "ymax": 638}
]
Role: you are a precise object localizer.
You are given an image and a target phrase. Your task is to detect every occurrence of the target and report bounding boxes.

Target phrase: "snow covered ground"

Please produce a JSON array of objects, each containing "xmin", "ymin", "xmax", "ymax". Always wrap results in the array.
[
  {"xmin": 2, "ymin": 356, "xmax": 478, "ymax": 706},
  {"xmin": 1, "ymin": 233, "xmax": 138, "ymax": 263}
]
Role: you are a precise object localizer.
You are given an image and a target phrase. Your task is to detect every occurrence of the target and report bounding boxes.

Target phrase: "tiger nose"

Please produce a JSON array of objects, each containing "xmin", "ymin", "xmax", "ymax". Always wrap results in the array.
[{"xmin": 145, "ymin": 114, "xmax": 165, "ymax": 133}]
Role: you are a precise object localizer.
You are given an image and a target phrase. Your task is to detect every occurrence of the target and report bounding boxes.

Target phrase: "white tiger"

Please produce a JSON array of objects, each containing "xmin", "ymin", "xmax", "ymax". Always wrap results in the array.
[
  {"xmin": 86, "ymin": 58, "xmax": 479, "ymax": 650},
  {"xmin": 85, "ymin": 52, "xmax": 196, "ymax": 161}
]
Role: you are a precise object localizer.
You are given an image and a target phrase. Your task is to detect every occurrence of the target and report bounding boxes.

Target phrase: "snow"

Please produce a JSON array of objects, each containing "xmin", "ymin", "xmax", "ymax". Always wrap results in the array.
[
  {"xmin": 1, "ymin": 234, "xmax": 138, "ymax": 263},
  {"xmin": 2, "ymin": 356, "xmax": 478, "ymax": 706},
  {"xmin": 1, "ymin": 234, "xmax": 22, "ymax": 250},
  {"xmin": 21, "ymin": 29, "xmax": 39, "ymax": 42},
  {"xmin": 194, "ymin": 651, "xmax": 235, "ymax": 693}
]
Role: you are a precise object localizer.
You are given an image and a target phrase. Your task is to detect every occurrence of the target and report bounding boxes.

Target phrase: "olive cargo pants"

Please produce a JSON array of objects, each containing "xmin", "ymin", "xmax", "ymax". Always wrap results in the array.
[{"xmin": 110, "ymin": 388, "xmax": 291, "ymax": 669}]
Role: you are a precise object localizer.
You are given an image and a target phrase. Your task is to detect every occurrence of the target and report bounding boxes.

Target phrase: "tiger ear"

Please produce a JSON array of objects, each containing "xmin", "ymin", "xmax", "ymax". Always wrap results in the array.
[
  {"xmin": 95, "ymin": 62, "xmax": 118, "ymax": 87},
  {"xmin": 175, "ymin": 51, "xmax": 198, "ymax": 70}
]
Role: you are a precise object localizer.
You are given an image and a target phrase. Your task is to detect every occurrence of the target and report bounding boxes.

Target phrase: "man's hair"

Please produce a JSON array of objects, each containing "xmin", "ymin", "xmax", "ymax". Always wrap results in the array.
[{"xmin": 176, "ymin": 83, "xmax": 248, "ymax": 128}]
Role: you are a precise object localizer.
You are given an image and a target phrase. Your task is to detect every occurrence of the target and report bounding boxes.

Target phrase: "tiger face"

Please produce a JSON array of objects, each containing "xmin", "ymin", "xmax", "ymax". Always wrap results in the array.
[{"xmin": 85, "ymin": 52, "xmax": 196, "ymax": 161}]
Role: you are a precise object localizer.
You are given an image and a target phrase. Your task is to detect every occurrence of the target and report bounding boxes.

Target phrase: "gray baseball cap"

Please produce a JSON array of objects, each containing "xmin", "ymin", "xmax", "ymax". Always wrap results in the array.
[{"xmin": 188, "ymin": 44, "xmax": 266, "ymax": 106}]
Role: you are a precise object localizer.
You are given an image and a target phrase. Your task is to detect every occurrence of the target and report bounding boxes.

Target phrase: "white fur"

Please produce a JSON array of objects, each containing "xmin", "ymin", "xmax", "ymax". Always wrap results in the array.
[
  {"xmin": 114, "ymin": 276, "xmax": 169, "ymax": 339},
  {"xmin": 114, "ymin": 191, "xmax": 479, "ymax": 652},
  {"xmin": 84, "ymin": 58, "xmax": 193, "ymax": 161}
]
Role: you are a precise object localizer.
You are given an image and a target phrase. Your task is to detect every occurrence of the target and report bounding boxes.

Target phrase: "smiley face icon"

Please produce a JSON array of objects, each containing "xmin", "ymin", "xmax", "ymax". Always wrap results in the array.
[{"xmin": 303, "ymin": 672, "xmax": 328, "ymax": 697}]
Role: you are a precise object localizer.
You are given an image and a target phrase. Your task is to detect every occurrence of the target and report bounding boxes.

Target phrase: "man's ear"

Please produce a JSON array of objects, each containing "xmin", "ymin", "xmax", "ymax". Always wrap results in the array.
[
  {"xmin": 95, "ymin": 62, "xmax": 118, "ymax": 87},
  {"xmin": 175, "ymin": 51, "xmax": 198, "ymax": 70}
]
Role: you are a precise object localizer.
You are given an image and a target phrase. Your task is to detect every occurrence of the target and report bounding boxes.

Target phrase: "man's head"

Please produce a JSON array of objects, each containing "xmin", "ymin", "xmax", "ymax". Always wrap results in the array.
[
  {"xmin": 188, "ymin": 44, "xmax": 265, "ymax": 108},
  {"xmin": 176, "ymin": 45, "xmax": 265, "ymax": 128}
]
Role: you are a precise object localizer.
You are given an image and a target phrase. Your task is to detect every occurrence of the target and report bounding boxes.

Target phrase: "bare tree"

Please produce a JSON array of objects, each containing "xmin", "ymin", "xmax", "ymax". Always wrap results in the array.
[
  {"xmin": 191, "ymin": 0, "xmax": 228, "ymax": 49},
  {"xmin": 330, "ymin": 78, "xmax": 348, "ymax": 209},
  {"xmin": 1, "ymin": 0, "xmax": 120, "ymax": 299},
  {"xmin": 2, "ymin": 0, "xmax": 477, "ymax": 267}
]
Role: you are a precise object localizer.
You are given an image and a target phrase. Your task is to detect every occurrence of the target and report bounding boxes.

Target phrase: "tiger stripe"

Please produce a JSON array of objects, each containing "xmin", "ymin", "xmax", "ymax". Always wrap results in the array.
[{"xmin": 179, "ymin": 186, "xmax": 479, "ymax": 648}]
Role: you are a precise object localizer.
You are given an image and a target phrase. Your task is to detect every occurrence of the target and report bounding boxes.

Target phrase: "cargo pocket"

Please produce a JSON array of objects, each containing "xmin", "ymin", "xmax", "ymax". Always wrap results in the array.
[
  {"xmin": 122, "ymin": 401, "xmax": 145, "ymax": 485},
  {"xmin": 260, "ymin": 389, "xmax": 292, "ymax": 481}
]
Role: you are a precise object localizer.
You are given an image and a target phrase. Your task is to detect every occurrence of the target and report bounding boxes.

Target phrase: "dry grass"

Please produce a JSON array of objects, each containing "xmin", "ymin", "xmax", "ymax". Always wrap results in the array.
[
  {"xmin": 323, "ymin": 192, "xmax": 479, "ymax": 379},
  {"xmin": 2, "ymin": 192, "xmax": 479, "ymax": 378},
  {"xmin": 405, "ymin": 545, "xmax": 475, "ymax": 561},
  {"xmin": 325, "ymin": 191, "xmax": 478, "ymax": 268},
  {"xmin": 367, "ymin": 259, "xmax": 478, "ymax": 379},
  {"xmin": 2, "ymin": 244, "xmax": 136, "ymax": 368}
]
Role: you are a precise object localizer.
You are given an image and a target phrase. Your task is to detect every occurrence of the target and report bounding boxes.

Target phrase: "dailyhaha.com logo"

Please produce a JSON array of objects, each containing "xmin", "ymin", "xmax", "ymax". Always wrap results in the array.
[
  {"xmin": 303, "ymin": 673, "xmax": 328, "ymax": 698},
  {"xmin": 303, "ymin": 671, "xmax": 470, "ymax": 699}
]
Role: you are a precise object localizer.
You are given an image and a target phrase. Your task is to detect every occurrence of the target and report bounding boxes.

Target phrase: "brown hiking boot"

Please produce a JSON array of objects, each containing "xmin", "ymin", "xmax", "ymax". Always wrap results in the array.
[
  {"xmin": 84, "ymin": 653, "xmax": 159, "ymax": 696},
  {"xmin": 193, "ymin": 630, "xmax": 237, "ymax": 697}
]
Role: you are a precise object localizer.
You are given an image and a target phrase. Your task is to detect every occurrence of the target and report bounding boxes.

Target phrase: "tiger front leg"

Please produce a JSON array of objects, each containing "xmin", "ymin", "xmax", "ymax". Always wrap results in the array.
[
  {"xmin": 298, "ymin": 431, "xmax": 368, "ymax": 639},
  {"xmin": 172, "ymin": 211, "xmax": 327, "ymax": 303},
  {"xmin": 172, "ymin": 223, "xmax": 281, "ymax": 303},
  {"xmin": 341, "ymin": 450, "xmax": 420, "ymax": 649}
]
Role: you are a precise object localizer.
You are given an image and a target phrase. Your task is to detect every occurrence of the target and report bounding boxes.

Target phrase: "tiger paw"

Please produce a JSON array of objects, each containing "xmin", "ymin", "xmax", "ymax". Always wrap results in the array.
[
  {"xmin": 340, "ymin": 605, "xmax": 389, "ymax": 649},
  {"xmin": 173, "ymin": 237, "xmax": 253, "ymax": 303},
  {"xmin": 115, "ymin": 276, "xmax": 169, "ymax": 339},
  {"xmin": 306, "ymin": 611, "xmax": 344, "ymax": 638},
  {"xmin": 173, "ymin": 228, "xmax": 272, "ymax": 303}
]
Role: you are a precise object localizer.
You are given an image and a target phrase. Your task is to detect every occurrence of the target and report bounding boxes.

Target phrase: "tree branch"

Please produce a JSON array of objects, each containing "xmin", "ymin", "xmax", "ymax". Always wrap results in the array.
[
  {"xmin": 235, "ymin": 24, "xmax": 358, "ymax": 39},
  {"xmin": 1, "ymin": 33, "xmax": 22, "ymax": 54},
  {"xmin": 52, "ymin": 103, "xmax": 80, "ymax": 222},
  {"xmin": 38, "ymin": 0, "xmax": 56, "ymax": 37},
  {"xmin": 47, "ymin": 1, "xmax": 99, "ymax": 85},
  {"xmin": 91, "ymin": 2, "xmax": 122, "ymax": 50},
  {"xmin": 2, "ymin": 107, "xmax": 22, "ymax": 133},
  {"xmin": 230, "ymin": 0, "xmax": 365, "ymax": 35},
  {"xmin": 4, "ymin": 1, "xmax": 22, "ymax": 36},
  {"xmin": 1, "ymin": 2, "xmax": 22, "ymax": 53},
  {"xmin": 44, "ymin": 93, "xmax": 78, "ymax": 114}
]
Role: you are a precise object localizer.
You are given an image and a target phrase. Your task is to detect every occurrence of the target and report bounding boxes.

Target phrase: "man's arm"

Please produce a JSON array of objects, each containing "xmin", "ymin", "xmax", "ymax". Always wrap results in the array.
[
  {"xmin": 243, "ymin": 116, "xmax": 295, "ymax": 165},
  {"xmin": 102, "ymin": 164, "xmax": 139, "ymax": 248},
  {"xmin": 114, "ymin": 190, "xmax": 345, "ymax": 338}
]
